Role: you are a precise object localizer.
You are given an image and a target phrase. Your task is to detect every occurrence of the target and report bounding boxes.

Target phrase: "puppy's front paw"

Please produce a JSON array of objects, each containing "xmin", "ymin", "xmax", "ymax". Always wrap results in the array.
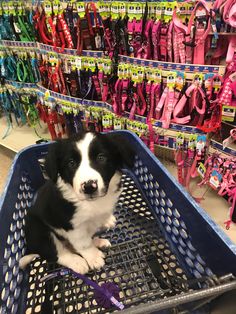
[
  {"xmin": 58, "ymin": 253, "xmax": 89, "ymax": 274},
  {"xmin": 103, "ymin": 214, "xmax": 116, "ymax": 230},
  {"xmin": 81, "ymin": 247, "xmax": 105, "ymax": 270},
  {"xmin": 93, "ymin": 237, "xmax": 111, "ymax": 249}
]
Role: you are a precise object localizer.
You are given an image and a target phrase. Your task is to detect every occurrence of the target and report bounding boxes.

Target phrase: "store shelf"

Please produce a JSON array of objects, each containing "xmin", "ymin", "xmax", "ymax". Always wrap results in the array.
[
  {"xmin": 209, "ymin": 32, "xmax": 236, "ymax": 36},
  {"xmin": 119, "ymin": 55, "xmax": 226, "ymax": 76},
  {"xmin": 0, "ymin": 117, "xmax": 50, "ymax": 153}
]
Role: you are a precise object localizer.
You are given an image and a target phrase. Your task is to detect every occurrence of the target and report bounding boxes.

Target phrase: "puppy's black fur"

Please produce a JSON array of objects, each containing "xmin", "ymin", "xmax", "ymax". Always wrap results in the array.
[{"xmin": 24, "ymin": 131, "xmax": 135, "ymax": 263}]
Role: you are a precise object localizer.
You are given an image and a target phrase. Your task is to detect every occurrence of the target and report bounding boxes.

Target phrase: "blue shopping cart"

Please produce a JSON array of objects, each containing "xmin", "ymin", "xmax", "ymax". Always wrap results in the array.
[{"xmin": 1, "ymin": 131, "xmax": 236, "ymax": 314}]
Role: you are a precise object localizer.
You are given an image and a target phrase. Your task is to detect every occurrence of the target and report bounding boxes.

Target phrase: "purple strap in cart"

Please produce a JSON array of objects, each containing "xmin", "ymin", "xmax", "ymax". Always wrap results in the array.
[{"xmin": 40, "ymin": 268, "xmax": 125, "ymax": 310}]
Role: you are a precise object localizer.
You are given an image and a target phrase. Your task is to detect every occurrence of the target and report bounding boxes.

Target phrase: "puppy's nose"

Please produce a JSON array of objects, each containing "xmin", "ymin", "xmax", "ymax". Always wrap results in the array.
[{"xmin": 81, "ymin": 180, "xmax": 98, "ymax": 194}]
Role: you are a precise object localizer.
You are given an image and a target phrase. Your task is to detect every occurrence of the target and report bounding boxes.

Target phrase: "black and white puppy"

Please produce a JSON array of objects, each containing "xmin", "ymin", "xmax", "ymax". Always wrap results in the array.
[{"xmin": 20, "ymin": 131, "xmax": 134, "ymax": 274}]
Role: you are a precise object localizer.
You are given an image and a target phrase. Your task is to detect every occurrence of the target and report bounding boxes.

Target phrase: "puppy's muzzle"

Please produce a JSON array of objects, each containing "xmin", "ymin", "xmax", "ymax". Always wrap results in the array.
[{"xmin": 81, "ymin": 180, "xmax": 98, "ymax": 195}]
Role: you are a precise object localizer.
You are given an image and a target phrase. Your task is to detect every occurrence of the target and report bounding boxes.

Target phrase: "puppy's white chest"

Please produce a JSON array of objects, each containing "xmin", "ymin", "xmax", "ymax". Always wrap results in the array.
[{"xmin": 71, "ymin": 191, "xmax": 120, "ymax": 228}]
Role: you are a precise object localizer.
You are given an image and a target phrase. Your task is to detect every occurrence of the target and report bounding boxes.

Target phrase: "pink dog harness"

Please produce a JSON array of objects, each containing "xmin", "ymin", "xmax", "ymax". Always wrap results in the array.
[
  {"xmin": 173, "ymin": 82, "xmax": 207, "ymax": 126},
  {"xmin": 182, "ymin": 0, "xmax": 212, "ymax": 64}
]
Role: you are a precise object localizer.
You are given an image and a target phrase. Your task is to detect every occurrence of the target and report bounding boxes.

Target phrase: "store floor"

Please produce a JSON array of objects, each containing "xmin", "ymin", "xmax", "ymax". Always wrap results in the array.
[
  {"xmin": 0, "ymin": 146, "xmax": 235, "ymax": 313},
  {"xmin": 0, "ymin": 146, "xmax": 14, "ymax": 194}
]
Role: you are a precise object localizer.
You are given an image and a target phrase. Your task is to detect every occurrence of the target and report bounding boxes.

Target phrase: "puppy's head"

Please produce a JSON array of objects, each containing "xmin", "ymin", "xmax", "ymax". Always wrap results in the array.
[{"xmin": 45, "ymin": 131, "xmax": 135, "ymax": 200}]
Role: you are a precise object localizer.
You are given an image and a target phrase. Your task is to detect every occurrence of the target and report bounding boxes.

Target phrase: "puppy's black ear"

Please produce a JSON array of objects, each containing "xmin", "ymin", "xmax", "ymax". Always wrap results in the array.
[
  {"xmin": 44, "ymin": 142, "xmax": 59, "ymax": 182},
  {"xmin": 105, "ymin": 133, "xmax": 135, "ymax": 168}
]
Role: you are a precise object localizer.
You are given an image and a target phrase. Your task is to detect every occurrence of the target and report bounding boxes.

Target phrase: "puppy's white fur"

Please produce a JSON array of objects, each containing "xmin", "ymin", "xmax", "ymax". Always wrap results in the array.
[
  {"xmin": 52, "ymin": 234, "xmax": 89, "ymax": 274},
  {"xmin": 54, "ymin": 134, "xmax": 122, "ymax": 271},
  {"xmin": 73, "ymin": 133, "xmax": 104, "ymax": 200},
  {"xmin": 19, "ymin": 254, "xmax": 40, "ymax": 269},
  {"xmin": 56, "ymin": 172, "xmax": 121, "ymax": 270}
]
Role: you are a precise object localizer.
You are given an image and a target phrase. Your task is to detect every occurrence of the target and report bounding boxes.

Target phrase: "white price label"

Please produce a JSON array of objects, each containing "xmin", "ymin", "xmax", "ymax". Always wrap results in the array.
[{"xmin": 75, "ymin": 57, "xmax": 82, "ymax": 69}]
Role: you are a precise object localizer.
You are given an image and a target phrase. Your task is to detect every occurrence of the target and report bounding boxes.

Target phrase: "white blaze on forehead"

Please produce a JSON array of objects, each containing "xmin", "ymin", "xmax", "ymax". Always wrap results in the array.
[
  {"xmin": 73, "ymin": 133, "xmax": 104, "ymax": 195},
  {"xmin": 76, "ymin": 132, "xmax": 95, "ymax": 155}
]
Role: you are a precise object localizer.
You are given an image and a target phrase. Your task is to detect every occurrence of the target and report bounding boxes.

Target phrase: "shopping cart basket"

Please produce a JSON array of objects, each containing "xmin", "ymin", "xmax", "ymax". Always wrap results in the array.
[{"xmin": 1, "ymin": 130, "xmax": 236, "ymax": 314}]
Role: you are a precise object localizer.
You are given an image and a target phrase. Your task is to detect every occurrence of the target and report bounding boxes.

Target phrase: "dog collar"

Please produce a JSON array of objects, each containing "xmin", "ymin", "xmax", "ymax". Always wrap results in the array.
[
  {"xmin": 129, "ymin": 83, "xmax": 139, "ymax": 120},
  {"xmin": 133, "ymin": 19, "xmax": 143, "ymax": 57},
  {"xmin": 64, "ymin": 70, "xmax": 79, "ymax": 98},
  {"xmin": 194, "ymin": 1, "xmax": 212, "ymax": 65},
  {"xmin": 101, "ymin": 73, "xmax": 109, "ymax": 102},
  {"xmin": 145, "ymin": 81, "xmax": 152, "ymax": 119},
  {"xmin": 24, "ymin": 56, "xmax": 35, "ymax": 83},
  {"xmin": 152, "ymin": 83, "xmax": 161, "ymax": 120},
  {"xmin": 172, "ymin": 9, "xmax": 187, "ymax": 64},
  {"xmin": 198, "ymin": 74, "xmax": 223, "ymax": 132},
  {"xmin": 147, "ymin": 82, "xmax": 160, "ymax": 121},
  {"xmin": 190, "ymin": 140, "xmax": 206, "ymax": 179},
  {"xmin": 35, "ymin": 8, "xmax": 53, "ymax": 45},
  {"xmin": 197, "ymin": 155, "xmax": 215, "ymax": 187},
  {"xmin": 183, "ymin": 147, "xmax": 196, "ymax": 189},
  {"xmin": 3, "ymin": 13, "xmax": 17, "ymax": 41},
  {"xmin": 120, "ymin": 79, "xmax": 130, "ymax": 113},
  {"xmin": 92, "ymin": 71, "xmax": 102, "ymax": 99},
  {"xmin": 222, "ymin": 0, "xmax": 236, "ymax": 28},
  {"xmin": 77, "ymin": 3, "xmax": 101, "ymax": 54},
  {"xmin": 152, "ymin": 20, "xmax": 161, "ymax": 60},
  {"xmin": 137, "ymin": 19, "xmax": 153, "ymax": 60},
  {"xmin": 183, "ymin": 0, "xmax": 212, "ymax": 64},
  {"xmin": 161, "ymin": 89, "xmax": 179, "ymax": 129},
  {"xmin": 136, "ymin": 83, "xmax": 147, "ymax": 117},
  {"xmin": 97, "ymin": 71, "xmax": 104, "ymax": 100},
  {"xmin": 175, "ymin": 137, "xmax": 186, "ymax": 185},
  {"xmin": 58, "ymin": 13, "xmax": 74, "ymax": 50},
  {"xmin": 155, "ymin": 83, "xmax": 180, "ymax": 128},
  {"xmin": 112, "ymin": 78, "xmax": 122, "ymax": 115},
  {"xmin": 48, "ymin": 63, "xmax": 67, "ymax": 95},
  {"xmin": 167, "ymin": 21, "xmax": 174, "ymax": 62},
  {"xmin": 64, "ymin": 4, "xmax": 78, "ymax": 48},
  {"xmin": 13, "ymin": 11, "xmax": 33, "ymax": 42},
  {"xmin": 159, "ymin": 23, "xmax": 168, "ymax": 61},
  {"xmin": 155, "ymin": 87, "xmax": 168, "ymax": 120},
  {"xmin": 218, "ymin": 76, "xmax": 234, "ymax": 107},
  {"xmin": 127, "ymin": 19, "xmax": 135, "ymax": 56}
]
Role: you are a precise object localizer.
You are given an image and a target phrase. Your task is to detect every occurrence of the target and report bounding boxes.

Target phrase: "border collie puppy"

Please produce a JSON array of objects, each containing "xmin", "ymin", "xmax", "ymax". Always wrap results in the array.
[{"xmin": 20, "ymin": 131, "xmax": 134, "ymax": 274}]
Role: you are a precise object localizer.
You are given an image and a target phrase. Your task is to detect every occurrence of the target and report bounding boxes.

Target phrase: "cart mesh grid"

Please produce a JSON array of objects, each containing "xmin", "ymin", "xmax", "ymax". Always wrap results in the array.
[
  {"xmin": 25, "ymin": 175, "xmax": 192, "ymax": 314},
  {"xmin": 0, "ymin": 173, "xmax": 212, "ymax": 314},
  {"xmin": 1, "ymin": 132, "xmax": 236, "ymax": 314}
]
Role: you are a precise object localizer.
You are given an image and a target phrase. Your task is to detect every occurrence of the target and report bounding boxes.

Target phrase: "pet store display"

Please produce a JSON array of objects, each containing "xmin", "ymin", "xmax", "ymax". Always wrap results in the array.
[
  {"xmin": 0, "ymin": 1, "xmax": 236, "ymax": 313},
  {"xmin": 0, "ymin": 0, "xmax": 235, "ymax": 226}
]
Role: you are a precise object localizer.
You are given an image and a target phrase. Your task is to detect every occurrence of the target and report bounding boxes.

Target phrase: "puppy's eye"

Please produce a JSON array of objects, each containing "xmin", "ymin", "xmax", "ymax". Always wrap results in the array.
[
  {"xmin": 68, "ymin": 159, "xmax": 76, "ymax": 168},
  {"xmin": 97, "ymin": 154, "xmax": 107, "ymax": 163}
]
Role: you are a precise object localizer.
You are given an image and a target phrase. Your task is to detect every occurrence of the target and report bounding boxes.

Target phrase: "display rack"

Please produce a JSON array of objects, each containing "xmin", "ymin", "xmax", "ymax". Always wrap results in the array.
[{"xmin": 0, "ymin": 0, "xmax": 235, "ymax": 232}]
